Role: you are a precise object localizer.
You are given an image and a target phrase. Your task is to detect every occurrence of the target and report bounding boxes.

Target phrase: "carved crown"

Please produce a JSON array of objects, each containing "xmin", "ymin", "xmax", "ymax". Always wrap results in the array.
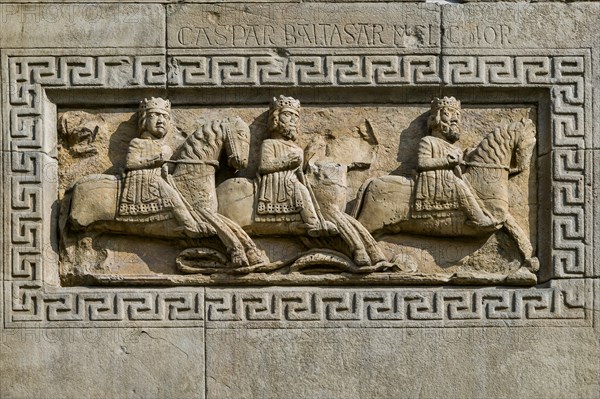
[
  {"xmin": 139, "ymin": 97, "xmax": 171, "ymax": 113},
  {"xmin": 431, "ymin": 96, "xmax": 461, "ymax": 112},
  {"xmin": 270, "ymin": 95, "xmax": 301, "ymax": 114}
]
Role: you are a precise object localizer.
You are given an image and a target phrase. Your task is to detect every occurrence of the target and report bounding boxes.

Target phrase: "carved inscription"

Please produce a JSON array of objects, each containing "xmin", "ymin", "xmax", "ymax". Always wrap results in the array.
[
  {"xmin": 0, "ymin": 4, "xmax": 144, "ymax": 24},
  {"xmin": 444, "ymin": 24, "xmax": 513, "ymax": 47},
  {"xmin": 176, "ymin": 23, "xmax": 438, "ymax": 48}
]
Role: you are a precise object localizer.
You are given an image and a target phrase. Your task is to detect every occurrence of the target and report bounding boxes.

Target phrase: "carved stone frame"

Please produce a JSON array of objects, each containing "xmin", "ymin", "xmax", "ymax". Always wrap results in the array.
[{"xmin": 2, "ymin": 48, "xmax": 595, "ymax": 329}]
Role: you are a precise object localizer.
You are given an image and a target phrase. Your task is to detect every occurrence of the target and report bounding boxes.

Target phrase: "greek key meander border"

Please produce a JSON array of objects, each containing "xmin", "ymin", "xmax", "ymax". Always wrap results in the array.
[{"xmin": 3, "ymin": 51, "xmax": 591, "ymax": 328}]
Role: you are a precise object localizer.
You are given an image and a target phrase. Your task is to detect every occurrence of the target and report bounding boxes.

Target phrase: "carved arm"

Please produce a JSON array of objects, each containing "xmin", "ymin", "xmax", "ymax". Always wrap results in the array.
[
  {"xmin": 125, "ymin": 142, "xmax": 173, "ymax": 170},
  {"xmin": 258, "ymin": 142, "xmax": 301, "ymax": 173},
  {"xmin": 127, "ymin": 154, "xmax": 163, "ymax": 170},
  {"xmin": 417, "ymin": 156, "xmax": 452, "ymax": 171},
  {"xmin": 259, "ymin": 155, "xmax": 301, "ymax": 173},
  {"xmin": 416, "ymin": 139, "xmax": 461, "ymax": 171}
]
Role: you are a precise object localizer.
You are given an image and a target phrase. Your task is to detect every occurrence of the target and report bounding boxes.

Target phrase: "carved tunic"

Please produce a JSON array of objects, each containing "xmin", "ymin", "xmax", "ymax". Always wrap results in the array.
[
  {"xmin": 257, "ymin": 139, "xmax": 304, "ymax": 219},
  {"xmin": 414, "ymin": 136, "xmax": 463, "ymax": 215},
  {"xmin": 118, "ymin": 138, "xmax": 175, "ymax": 222}
]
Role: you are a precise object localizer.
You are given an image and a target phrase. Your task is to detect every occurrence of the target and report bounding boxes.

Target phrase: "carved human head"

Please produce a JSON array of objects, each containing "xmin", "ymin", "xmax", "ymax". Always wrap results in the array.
[
  {"xmin": 428, "ymin": 96, "xmax": 462, "ymax": 143},
  {"xmin": 138, "ymin": 97, "xmax": 172, "ymax": 139},
  {"xmin": 268, "ymin": 95, "xmax": 301, "ymax": 140}
]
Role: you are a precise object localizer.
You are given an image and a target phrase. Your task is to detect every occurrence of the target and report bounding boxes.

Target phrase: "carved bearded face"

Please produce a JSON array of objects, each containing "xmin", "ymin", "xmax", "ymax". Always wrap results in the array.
[
  {"xmin": 274, "ymin": 109, "xmax": 299, "ymax": 140},
  {"xmin": 437, "ymin": 106, "xmax": 461, "ymax": 143},
  {"xmin": 144, "ymin": 109, "xmax": 170, "ymax": 139}
]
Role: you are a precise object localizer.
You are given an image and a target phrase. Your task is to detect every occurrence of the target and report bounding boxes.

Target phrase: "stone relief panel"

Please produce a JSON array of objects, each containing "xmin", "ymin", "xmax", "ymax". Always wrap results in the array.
[
  {"xmin": 58, "ymin": 94, "xmax": 538, "ymax": 286},
  {"xmin": 3, "ymin": 52, "xmax": 592, "ymax": 327}
]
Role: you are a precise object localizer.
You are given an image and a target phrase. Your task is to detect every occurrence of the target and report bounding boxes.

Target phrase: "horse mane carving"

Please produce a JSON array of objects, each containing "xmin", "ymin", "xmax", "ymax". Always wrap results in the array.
[
  {"xmin": 178, "ymin": 122, "xmax": 222, "ymax": 162},
  {"xmin": 467, "ymin": 118, "xmax": 535, "ymax": 168},
  {"xmin": 175, "ymin": 117, "xmax": 250, "ymax": 171}
]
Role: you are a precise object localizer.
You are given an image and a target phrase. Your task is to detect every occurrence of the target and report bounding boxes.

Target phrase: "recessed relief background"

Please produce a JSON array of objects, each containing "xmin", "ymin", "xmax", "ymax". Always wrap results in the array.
[{"xmin": 58, "ymin": 100, "xmax": 537, "ymax": 286}]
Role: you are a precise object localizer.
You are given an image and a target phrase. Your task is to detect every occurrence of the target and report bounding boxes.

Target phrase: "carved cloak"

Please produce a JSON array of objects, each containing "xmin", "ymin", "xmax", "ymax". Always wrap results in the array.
[
  {"xmin": 117, "ymin": 138, "xmax": 175, "ymax": 222},
  {"xmin": 256, "ymin": 139, "xmax": 305, "ymax": 218},
  {"xmin": 414, "ymin": 135, "xmax": 462, "ymax": 214}
]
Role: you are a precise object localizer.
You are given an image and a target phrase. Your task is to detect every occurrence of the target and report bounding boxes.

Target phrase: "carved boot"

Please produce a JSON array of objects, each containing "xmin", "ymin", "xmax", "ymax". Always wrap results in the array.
[
  {"xmin": 364, "ymin": 242, "xmax": 387, "ymax": 265},
  {"xmin": 306, "ymin": 220, "xmax": 338, "ymax": 237},
  {"xmin": 303, "ymin": 215, "xmax": 323, "ymax": 237},
  {"xmin": 229, "ymin": 249, "xmax": 249, "ymax": 268},
  {"xmin": 246, "ymin": 248, "xmax": 268, "ymax": 266},
  {"xmin": 353, "ymin": 249, "xmax": 371, "ymax": 266}
]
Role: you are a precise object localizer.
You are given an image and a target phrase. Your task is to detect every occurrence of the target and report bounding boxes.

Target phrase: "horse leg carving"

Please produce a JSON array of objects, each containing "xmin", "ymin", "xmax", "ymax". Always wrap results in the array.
[
  {"xmin": 345, "ymin": 215, "xmax": 387, "ymax": 265},
  {"xmin": 502, "ymin": 213, "xmax": 539, "ymax": 273},
  {"xmin": 329, "ymin": 210, "xmax": 371, "ymax": 266},
  {"xmin": 324, "ymin": 205, "xmax": 389, "ymax": 268},
  {"xmin": 193, "ymin": 207, "xmax": 249, "ymax": 268},
  {"xmin": 218, "ymin": 215, "xmax": 268, "ymax": 266},
  {"xmin": 167, "ymin": 173, "xmax": 249, "ymax": 268}
]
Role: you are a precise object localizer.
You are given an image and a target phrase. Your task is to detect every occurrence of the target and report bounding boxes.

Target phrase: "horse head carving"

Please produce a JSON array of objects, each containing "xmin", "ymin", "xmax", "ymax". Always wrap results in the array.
[{"xmin": 465, "ymin": 117, "xmax": 536, "ymax": 176}]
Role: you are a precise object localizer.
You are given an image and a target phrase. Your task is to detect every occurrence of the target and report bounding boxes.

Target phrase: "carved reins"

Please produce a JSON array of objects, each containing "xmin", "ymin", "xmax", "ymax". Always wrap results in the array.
[
  {"xmin": 166, "ymin": 159, "xmax": 220, "ymax": 167},
  {"xmin": 462, "ymin": 161, "xmax": 510, "ymax": 171}
]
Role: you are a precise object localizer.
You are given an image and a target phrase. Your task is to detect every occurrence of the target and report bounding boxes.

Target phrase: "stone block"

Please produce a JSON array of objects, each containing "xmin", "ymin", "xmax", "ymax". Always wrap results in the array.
[
  {"xmin": 0, "ymin": 326, "xmax": 205, "ymax": 398},
  {"xmin": 593, "ymin": 149, "xmax": 600, "ymax": 278},
  {"xmin": 441, "ymin": 2, "xmax": 600, "ymax": 50},
  {"xmin": 205, "ymin": 324, "xmax": 600, "ymax": 398},
  {"xmin": 0, "ymin": 4, "xmax": 165, "ymax": 48},
  {"xmin": 167, "ymin": 3, "xmax": 441, "ymax": 51}
]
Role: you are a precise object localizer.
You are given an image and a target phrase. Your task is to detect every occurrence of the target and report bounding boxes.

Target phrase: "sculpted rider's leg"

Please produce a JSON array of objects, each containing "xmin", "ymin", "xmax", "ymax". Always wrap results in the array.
[
  {"xmin": 296, "ymin": 183, "xmax": 320, "ymax": 227},
  {"xmin": 345, "ymin": 215, "xmax": 387, "ymax": 264},
  {"xmin": 163, "ymin": 184, "xmax": 199, "ymax": 232},
  {"xmin": 295, "ymin": 182, "xmax": 338, "ymax": 237},
  {"xmin": 455, "ymin": 179, "xmax": 495, "ymax": 227}
]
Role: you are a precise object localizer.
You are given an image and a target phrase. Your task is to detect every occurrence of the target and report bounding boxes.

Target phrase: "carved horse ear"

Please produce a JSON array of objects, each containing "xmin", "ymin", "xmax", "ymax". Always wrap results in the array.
[
  {"xmin": 91, "ymin": 125, "xmax": 99, "ymax": 143},
  {"xmin": 520, "ymin": 117, "xmax": 536, "ymax": 136},
  {"xmin": 58, "ymin": 112, "xmax": 77, "ymax": 147},
  {"xmin": 58, "ymin": 114, "xmax": 68, "ymax": 136}
]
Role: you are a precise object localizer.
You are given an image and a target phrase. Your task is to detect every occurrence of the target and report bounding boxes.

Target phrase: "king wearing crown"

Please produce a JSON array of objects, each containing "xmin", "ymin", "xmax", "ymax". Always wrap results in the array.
[
  {"xmin": 256, "ymin": 95, "xmax": 336, "ymax": 236},
  {"xmin": 117, "ymin": 97, "xmax": 199, "ymax": 234},
  {"xmin": 414, "ymin": 96, "xmax": 496, "ymax": 227}
]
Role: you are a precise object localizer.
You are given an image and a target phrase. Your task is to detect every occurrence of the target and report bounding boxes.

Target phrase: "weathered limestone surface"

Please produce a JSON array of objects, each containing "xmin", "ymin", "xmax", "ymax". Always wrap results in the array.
[
  {"xmin": 0, "ymin": 4, "xmax": 165, "ymax": 48},
  {"xmin": 57, "ymin": 104, "xmax": 537, "ymax": 280},
  {"xmin": 0, "ymin": 327, "xmax": 205, "ymax": 398},
  {"xmin": 2, "ymin": 1, "xmax": 600, "ymax": 398},
  {"xmin": 206, "ymin": 326, "xmax": 600, "ymax": 399}
]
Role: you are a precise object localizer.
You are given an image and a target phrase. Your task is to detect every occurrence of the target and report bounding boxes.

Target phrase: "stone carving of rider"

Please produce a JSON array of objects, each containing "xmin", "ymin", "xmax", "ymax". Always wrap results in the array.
[
  {"xmin": 256, "ymin": 95, "xmax": 337, "ymax": 237},
  {"xmin": 414, "ymin": 96, "xmax": 496, "ymax": 228},
  {"xmin": 117, "ymin": 97, "xmax": 199, "ymax": 235}
]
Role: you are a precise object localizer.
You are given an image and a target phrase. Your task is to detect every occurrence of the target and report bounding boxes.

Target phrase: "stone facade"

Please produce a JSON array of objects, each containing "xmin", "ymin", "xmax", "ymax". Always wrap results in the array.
[{"xmin": 1, "ymin": 1, "xmax": 599, "ymax": 398}]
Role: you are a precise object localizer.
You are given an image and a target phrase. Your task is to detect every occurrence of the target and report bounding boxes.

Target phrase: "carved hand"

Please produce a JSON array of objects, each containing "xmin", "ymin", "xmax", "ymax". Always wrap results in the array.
[
  {"xmin": 509, "ymin": 167, "xmax": 522, "ymax": 175},
  {"xmin": 446, "ymin": 152, "xmax": 462, "ymax": 167},
  {"xmin": 286, "ymin": 153, "xmax": 302, "ymax": 168},
  {"xmin": 129, "ymin": 154, "xmax": 162, "ymax": 169}
]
